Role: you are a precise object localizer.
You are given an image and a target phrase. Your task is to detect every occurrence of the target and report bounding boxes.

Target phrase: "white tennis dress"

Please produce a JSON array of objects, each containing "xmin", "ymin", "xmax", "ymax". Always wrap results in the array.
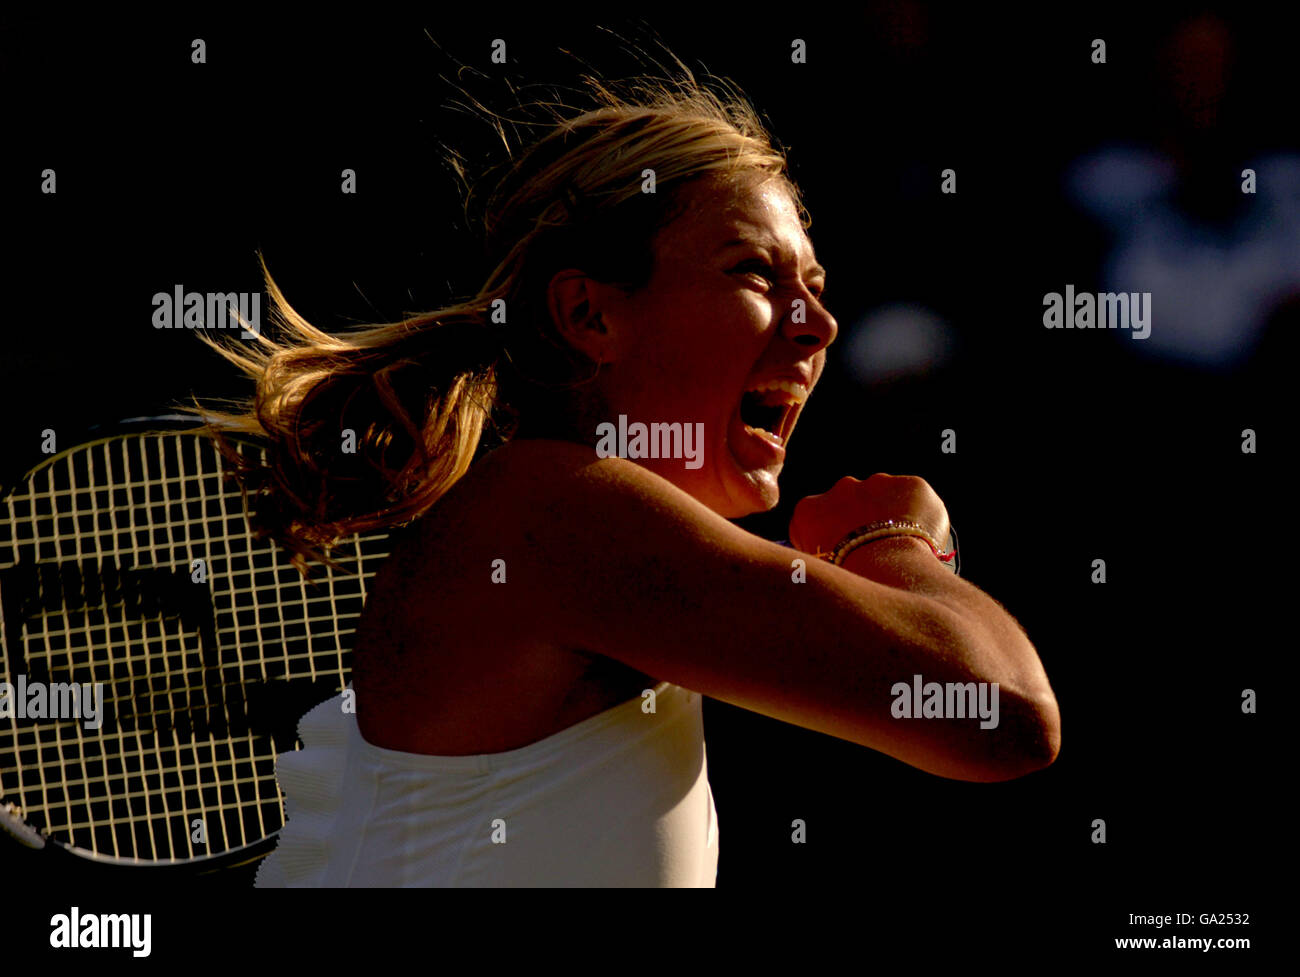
[{"xmin": 254, "ymin": 680, "xmax": 719, "ymax": 887}]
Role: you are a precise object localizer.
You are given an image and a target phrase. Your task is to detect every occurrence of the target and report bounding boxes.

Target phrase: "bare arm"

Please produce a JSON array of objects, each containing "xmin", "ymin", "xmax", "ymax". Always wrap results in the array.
[
  {"xmin": 835, "ymin": 535, "xmax": 1060, "ymax": 780},
  {"xmin": 497, "ymin": 441, "xmax": 1060, "ymax": 782}
]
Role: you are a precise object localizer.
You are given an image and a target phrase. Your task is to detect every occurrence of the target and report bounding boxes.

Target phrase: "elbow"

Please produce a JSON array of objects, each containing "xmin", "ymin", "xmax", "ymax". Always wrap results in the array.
[
  {"xmin": 962, "ymin": 689, "xmax": 1062, "ymax": 783},
  {"xmin": 961, "ymin": 628, "xmax": 1061, "ymax": 781},
  {"xmin": 1006, "ymin": 693, "xmax": 1061, "ymax": 778}
]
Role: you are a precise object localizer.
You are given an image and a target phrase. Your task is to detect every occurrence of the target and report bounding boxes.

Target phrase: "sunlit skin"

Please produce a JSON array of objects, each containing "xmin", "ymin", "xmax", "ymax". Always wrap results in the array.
[
  {"xmin": 544, "ymin": 172, "xmax": 837, "ymax": 516},
  {"xmin": 355, "ymin": 169, "xmax": 1059, "ymax": 780}
]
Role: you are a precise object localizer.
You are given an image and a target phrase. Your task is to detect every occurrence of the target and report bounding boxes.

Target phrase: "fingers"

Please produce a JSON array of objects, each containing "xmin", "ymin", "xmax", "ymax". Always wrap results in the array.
[{"xmin": 790, "ymin": 472, "xmax": 951, "ymax": 556}]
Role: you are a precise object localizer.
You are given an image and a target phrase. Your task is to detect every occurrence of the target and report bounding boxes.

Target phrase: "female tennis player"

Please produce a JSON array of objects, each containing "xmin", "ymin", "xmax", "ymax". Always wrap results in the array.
[{"xmin": 196, "ymin": 69, "xmax": 1060, "ymax": 887}]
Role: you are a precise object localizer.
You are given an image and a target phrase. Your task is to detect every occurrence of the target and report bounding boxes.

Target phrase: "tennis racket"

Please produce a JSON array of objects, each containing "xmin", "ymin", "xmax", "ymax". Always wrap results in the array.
[{"xmin": 0, "ymin": 416, "xmax": 390, "ymax": 870}]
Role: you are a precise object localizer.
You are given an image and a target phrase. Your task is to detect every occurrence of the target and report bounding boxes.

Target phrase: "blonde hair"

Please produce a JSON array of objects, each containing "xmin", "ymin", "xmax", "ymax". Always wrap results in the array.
[{"xmin": 189, "ymin": 56, "xmax": 807, "ymax": 571}]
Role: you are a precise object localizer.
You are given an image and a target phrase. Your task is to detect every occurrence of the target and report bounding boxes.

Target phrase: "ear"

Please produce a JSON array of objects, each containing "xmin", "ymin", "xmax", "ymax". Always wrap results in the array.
[{"xmin": 545, "ymin": 269, "xmax": 615, "ymax": 364}]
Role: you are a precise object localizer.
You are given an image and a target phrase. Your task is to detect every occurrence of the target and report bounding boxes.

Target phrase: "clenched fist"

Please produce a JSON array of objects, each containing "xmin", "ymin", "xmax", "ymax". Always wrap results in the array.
[{"xmin": 789, "ymin": 474, "xmax": 951, "ymax": 557}]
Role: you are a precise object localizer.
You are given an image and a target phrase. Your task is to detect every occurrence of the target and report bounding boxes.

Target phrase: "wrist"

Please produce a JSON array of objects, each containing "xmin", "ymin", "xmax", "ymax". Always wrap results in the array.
[
  {"xmin": 825, "ymin": 518, "xmax": 958, "ymax": 575},
  {"xmin": 837, "ymin": 534, "xmax": 936, "ymax": 582},
  {"xmin": 838, "ymin": 536, "xmax": 973, "ymax": 622}
]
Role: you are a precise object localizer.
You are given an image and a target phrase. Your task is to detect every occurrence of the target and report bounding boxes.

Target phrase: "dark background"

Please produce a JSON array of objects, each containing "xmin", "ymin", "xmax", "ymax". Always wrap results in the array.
[{"xmin": 1, "ymin": 6, "xmax": 1286, "ymax": 960}]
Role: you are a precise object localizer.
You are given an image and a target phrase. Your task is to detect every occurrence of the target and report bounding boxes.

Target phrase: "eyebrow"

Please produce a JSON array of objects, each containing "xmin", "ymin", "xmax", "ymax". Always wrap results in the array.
[{"xmin": 718, "ymin": 237, "xmax": 826, "ymax": 281}]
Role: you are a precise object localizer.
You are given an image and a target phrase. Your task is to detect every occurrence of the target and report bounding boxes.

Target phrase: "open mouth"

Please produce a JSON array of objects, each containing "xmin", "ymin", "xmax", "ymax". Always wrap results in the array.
[{"xmin": 738, "ymin": 378, "xmax": 807, "ymax": 446}]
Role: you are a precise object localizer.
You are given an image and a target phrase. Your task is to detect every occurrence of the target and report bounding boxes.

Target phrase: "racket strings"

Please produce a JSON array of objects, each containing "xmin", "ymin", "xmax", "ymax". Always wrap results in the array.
[{"xmin": 0, "ymin": 431, "xmax": 387, "ymax": 861}]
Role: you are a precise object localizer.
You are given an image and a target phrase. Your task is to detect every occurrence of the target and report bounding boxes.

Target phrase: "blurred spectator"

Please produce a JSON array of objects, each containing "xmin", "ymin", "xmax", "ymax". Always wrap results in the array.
[{"xmin": 1065, "ymin": 13, "xmax": 1300, "ymax": 370}]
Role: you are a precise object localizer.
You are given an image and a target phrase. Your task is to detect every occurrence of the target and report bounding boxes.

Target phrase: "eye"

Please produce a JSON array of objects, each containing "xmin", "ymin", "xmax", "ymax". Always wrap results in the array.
[
  {"xmin": 733, "ymin": 259, "xmax": 777, "ymax": 286},
  {"xmin": 734, "ymin": 259, "xmax": 828, "ymax": 306}
]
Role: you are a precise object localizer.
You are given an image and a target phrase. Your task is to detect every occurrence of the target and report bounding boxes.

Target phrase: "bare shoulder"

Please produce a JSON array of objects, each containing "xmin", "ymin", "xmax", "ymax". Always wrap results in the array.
[
  {"xmin": 358, "ymin": 436, "xmax": 1056, "ymax": 779},
  {"xmin": 448, "ymin": 438, "xmax": 872, "ymax": 693},
  {"xmin": 467, "ymin": 437, "xmax": 733, "ymax": 538},
  {"xmin": 451, "ymin": 438, "xmax": 697, "ymax": 554},
  {"xmin": 356, "ymin": 437, "xmax": 671, "ymax": 660},
  {"xmin": 350, "ymin": 439, "xmax": 655, "ymax": 749},
  {"xmin": 468, "ymin": 437, "xmax": 646, "ymax": 496}
]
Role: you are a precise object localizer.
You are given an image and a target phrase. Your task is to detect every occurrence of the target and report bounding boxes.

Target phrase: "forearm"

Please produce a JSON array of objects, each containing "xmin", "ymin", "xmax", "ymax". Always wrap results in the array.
[{"xmin": 839, "ymin": 536, "xmax": 1055, "ymax": 703}]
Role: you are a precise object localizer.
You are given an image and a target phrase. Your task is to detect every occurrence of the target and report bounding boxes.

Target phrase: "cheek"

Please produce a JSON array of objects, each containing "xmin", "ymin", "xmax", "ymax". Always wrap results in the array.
[
  {"xmin": 619, "ymin": 287, "xmax": 769, "ymax": 412},
  {"xmin": 811, "ymin": 351, "xmax": 828, "ymax": 384}
]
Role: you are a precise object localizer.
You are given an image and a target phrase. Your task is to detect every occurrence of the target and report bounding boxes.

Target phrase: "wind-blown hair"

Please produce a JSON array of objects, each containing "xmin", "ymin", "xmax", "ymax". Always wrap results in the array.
[{"xmin": 189, "ymin": 59, "xmax": 807, "ymax": 571}]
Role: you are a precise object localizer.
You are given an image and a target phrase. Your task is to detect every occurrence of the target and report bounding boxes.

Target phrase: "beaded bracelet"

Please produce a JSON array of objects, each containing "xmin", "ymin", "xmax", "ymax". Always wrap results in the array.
[{"xmin": 823, "ymin": 519, "xmax": 958, "ymax": 567}]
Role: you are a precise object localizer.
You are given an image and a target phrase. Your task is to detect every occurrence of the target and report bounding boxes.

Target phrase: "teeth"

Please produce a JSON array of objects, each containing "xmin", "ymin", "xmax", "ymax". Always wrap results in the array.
[
  {"xmin": 744, "ymin": 424, "xmax": 785, "ymax": 446},
  {"xmin": 746, "ymin": 378, "xmax": 807, "ymax": 404}
]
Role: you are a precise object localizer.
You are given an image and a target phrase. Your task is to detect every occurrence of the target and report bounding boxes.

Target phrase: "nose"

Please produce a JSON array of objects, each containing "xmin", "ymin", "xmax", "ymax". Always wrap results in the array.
[{"xmin": 781, "ymin": 294, "xmax": 837, "ymax": 351}]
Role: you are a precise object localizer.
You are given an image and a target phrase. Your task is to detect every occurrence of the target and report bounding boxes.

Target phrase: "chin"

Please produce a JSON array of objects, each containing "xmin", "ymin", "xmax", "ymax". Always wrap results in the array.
[
  {"xmin": 736, "ymin": 472, "xmax": 783, "ymax": 514},
  {"xmin": 712, "ymin": 460, "xmax": 783, "ymax": 518},
  {"xmin": 639, "ymin": 459, "xmax": 774, "ymax": 518}
]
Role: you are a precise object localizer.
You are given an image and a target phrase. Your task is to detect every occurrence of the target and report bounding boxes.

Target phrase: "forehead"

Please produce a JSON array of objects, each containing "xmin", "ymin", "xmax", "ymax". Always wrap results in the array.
[{"xmin": 664, "ymin": 175, "xmax": 817, "ymax": 265}]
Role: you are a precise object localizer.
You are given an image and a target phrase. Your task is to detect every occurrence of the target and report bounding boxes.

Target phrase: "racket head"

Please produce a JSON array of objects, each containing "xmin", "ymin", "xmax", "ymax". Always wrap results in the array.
[{"xmin": 0, "ymin": 416, "xmax": 387, "ymax": 866}]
